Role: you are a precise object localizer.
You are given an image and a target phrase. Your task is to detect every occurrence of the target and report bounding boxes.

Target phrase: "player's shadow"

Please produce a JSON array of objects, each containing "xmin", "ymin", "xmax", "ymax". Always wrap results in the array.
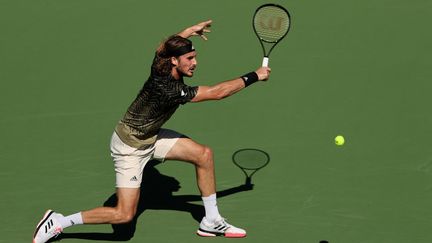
[{"xmin": 55, "ymin": 160, "xmax": 253, "ymax": 241}]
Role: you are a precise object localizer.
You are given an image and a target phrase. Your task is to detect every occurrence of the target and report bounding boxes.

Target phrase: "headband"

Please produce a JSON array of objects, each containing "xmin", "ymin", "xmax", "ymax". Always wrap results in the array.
[{"xmin": 169, "ymin": 43, "xmax": 195, "ymax": 57}]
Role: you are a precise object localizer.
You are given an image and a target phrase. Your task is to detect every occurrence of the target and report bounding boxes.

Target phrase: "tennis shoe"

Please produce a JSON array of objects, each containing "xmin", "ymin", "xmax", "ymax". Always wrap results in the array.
[
  {"xmin": 197, "ymin": 216, "xmax": 246, "ymax": 238},
  {"xmin": 33, "ymin": 210, "xmax": 63, "ymax": 243}
]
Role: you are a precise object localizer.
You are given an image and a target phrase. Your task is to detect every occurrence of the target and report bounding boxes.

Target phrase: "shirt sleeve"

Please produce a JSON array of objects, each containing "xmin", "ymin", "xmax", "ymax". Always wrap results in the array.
[{"xmin": 167, "ymin": 82, "xmax": 198, "ymax": 105}]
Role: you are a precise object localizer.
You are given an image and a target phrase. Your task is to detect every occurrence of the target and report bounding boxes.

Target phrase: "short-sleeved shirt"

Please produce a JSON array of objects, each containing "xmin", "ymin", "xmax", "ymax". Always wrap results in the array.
[{"xmin": 115, "ymin": 55, "xmax": 198, "ymax": 149}]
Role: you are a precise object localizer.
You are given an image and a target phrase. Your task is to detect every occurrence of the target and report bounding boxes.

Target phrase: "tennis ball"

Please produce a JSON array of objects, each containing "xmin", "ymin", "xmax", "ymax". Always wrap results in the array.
[{"xmin": 335, "ymin": 135, "xmax": 345, "ymax": 146}]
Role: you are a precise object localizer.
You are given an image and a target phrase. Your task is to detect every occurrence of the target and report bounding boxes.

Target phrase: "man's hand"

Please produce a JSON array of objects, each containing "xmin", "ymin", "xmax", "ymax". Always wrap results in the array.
[
  {"xmin": 178, "ymin": 20, "xmax": 212, "ymax": 40},
  {"xmin": 255, "ymin": 67, "xmax": 271, "ymax": 81}
]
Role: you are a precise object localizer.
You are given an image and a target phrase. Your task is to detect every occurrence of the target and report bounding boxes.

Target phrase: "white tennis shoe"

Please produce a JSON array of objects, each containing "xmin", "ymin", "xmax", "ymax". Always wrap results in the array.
[
  {"xmin": 197, "ymin": 216, "xmax": 246, "ymax": 238},
  {"xmin": 33, "ymin": 210, "xmax": 63, "ymax": 243}
]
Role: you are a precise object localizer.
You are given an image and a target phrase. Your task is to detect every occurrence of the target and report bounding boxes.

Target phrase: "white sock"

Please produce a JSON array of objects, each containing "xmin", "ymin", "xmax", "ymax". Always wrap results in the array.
[
  {"xmin": 202, "ymin": 193, "xmax": 220, "ymax": 222},
  {"xmin": 56, "ymin": 212, "xmax": 84, "ymax": 229}
]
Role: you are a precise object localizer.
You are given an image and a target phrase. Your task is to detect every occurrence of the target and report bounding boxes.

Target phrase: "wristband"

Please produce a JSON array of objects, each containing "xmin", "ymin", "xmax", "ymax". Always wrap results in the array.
[{"xmin": 241, "ymin": 72, "xmax": 259, "ymax": 87}]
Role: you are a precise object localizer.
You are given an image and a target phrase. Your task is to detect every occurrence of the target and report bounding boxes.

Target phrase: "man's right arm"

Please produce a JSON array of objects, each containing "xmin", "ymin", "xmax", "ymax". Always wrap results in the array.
[{"xmin": 191, "ymin": 67, "xmax": 271, "ymax": 102}]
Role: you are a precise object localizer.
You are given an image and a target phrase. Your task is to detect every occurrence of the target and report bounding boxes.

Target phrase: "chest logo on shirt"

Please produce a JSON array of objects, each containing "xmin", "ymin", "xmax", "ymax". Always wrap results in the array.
[{"xmin": 181, "ymin": 90, "xmax": 187, "ymax": 97}]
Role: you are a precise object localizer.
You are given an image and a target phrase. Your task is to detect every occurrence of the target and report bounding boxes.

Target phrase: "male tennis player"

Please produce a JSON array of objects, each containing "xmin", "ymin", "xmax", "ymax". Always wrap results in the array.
[{"xmin": 33, "ymin": 20, "xmax": 271, "ymax": 242}]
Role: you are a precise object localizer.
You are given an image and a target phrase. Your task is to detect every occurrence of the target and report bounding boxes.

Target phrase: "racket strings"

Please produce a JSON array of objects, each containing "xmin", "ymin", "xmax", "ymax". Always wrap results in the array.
[{"xmin": 253, "ymin": 6, "xmax": 290, "ymax": 43}]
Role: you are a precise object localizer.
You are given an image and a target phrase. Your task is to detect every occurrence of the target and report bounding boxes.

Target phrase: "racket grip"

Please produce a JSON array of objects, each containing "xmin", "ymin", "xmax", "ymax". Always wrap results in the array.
[{"xmin": 262, "ymin": 57, "xmax": 269, "ymax": 67}]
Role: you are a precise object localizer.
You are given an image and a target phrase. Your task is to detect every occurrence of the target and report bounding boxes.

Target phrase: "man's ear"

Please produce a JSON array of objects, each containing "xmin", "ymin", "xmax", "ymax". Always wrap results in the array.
[{"xmin": 171, "ymin": 57, "xmax": 179, "ymax": 66}]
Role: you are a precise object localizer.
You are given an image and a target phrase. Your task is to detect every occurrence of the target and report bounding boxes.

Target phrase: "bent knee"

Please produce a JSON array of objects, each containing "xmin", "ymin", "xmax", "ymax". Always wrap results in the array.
[
  {"xmin": 195, "ymin": 145, "xmax": 213, "ymax": 166},
  {"xmin": 114, "ymin": 210, "xmax": 136, "ymax": 224}
]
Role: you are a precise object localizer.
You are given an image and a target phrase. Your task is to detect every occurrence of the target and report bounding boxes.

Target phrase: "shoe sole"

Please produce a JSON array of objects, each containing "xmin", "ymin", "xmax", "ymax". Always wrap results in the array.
[
  {"xmin": 33, "ymin": 210, "xmax": 54, "ymax": 243},
  {"xmin": 197, "ymin": 229, "xmax": 246, "ymax": 238}
]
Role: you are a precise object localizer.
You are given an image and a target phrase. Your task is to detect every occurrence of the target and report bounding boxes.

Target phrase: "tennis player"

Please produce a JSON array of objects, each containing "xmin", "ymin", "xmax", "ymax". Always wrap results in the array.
[{"xmin": 33, "ymin": 20, "xmax": 271, "ymax": 243}]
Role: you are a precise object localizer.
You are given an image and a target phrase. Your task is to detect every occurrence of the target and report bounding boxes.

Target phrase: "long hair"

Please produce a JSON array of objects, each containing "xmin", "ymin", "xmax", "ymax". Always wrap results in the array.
[{"xmin": 152, "ymin": 35, "xmax": 193, "ymax": 77}]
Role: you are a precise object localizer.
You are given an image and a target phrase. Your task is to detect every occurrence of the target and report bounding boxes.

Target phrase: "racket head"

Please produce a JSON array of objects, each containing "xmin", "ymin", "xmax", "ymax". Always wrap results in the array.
[
  {"xmin": 232, "ymin": 148, "xmax": 270, "ymax": 171},
  {"xmin": 253, "ymin": 3, "xmax": 291, "ymax": 44}
]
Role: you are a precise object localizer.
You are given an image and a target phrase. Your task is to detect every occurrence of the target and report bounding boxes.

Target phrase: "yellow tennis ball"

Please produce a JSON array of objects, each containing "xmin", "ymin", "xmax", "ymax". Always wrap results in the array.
[{"xmin": 335, "ymin": 135, "xmax": 345, "ymax": 146}]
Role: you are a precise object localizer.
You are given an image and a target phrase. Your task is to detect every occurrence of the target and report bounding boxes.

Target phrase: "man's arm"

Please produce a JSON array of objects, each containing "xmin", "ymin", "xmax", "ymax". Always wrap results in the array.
[
  {"xmin": 191, "ymin": 67, "xmax": 271, "ymax": 102},
  {"xmin": 177, "ymin": 20, "xmax": 213, "ymax": 40},
  {"xmin": 156, "ymin": 20, "xmax": 212, "ymax": 54}
]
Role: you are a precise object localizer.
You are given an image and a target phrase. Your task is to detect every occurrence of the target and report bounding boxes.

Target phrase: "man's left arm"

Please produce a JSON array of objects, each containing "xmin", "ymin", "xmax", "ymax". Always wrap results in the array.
[{"xmin": 177, "ymin": 20, "xmax": 212, "ymax": 40}]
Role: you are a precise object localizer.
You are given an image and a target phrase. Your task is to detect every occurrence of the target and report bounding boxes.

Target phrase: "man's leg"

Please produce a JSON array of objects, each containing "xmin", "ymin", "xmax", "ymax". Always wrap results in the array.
[
  {"xmin": 34, "ymin": 132, "xmax": 148, "ymax": 243},
  {"xmin": 164, "ymin": 137, "xmax": 216, "ymax": 197},
  {"xmin": 155, "ymin": 132, "xmax": 246, "ymax": 238},
  {"xmin": 33, "ymin": 188, "xmax": 140, "ymax": 243},
  {"xmin": 81, "ymin": 187, "xmax": 140, "ymax": 224}
]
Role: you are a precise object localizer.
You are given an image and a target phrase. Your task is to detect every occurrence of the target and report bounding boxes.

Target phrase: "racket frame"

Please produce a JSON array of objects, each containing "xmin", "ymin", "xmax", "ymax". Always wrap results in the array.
[{"xmin": 253, "ymin": 3, "xmax": 291, "ymax": 66}]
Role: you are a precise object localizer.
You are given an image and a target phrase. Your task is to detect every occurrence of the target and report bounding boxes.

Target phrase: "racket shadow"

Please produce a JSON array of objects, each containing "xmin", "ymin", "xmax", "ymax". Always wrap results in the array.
[
  {"xmin": 53, "ymin": 160, "xmax": 253, "ymax": 242},
  {"xmin": 232, "ymin": 148, "xmax": 270, "ymax": 188}
]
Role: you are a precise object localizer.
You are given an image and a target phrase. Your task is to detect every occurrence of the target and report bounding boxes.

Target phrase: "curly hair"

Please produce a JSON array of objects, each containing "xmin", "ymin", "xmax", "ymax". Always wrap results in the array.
[{"xmin": 152, "ymin": 35, "xmax": 193, "ymax": 77}]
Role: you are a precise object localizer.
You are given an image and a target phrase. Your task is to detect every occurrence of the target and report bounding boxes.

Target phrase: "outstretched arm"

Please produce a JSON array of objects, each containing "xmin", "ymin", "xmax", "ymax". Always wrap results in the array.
[
  {"xmin": 191, "ymin": 67, "xmax": 271, "ymax": 102},
  {"xmin": 177, "ymin": 20, "xmax": 213, "ymax": 40}
]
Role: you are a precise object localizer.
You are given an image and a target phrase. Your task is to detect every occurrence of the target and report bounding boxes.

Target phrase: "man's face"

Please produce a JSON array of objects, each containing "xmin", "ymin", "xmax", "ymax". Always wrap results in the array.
[{"xmin": 173, "ymin": 51, "xmax": 197, "ymax": 77}]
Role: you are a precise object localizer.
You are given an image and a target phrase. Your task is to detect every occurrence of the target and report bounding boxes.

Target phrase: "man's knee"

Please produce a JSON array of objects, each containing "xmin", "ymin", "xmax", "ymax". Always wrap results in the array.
[
  {"xmin": 114, "ymin": 209, "xmax": 136, "ymax": 224},
  {"xmin": 195, "ymin": 145, "xmax": 213, "ymax": 167}
]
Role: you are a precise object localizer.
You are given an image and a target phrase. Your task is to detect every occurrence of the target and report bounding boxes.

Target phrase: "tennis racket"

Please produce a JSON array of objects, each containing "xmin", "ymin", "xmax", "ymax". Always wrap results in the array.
[
  {"xmin": 253, "ymin": 3, "xmax": 291, "ymax": 67},
  {"xmin": 232, "ymin": 148, "xmax": 270, "ymax": 186}
]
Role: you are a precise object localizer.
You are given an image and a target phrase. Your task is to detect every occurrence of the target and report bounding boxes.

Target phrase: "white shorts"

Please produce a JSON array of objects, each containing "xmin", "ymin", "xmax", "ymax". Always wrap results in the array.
[{"xmin": 110, "ymin": 128, "xmax": 183, "ymax": 188}]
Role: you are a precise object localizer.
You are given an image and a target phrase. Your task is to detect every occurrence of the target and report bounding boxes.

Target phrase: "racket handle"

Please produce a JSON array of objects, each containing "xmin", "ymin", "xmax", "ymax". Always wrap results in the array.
[{"xmin": 262, "ymin": 57, "xmax": 269, "ymax": 67}]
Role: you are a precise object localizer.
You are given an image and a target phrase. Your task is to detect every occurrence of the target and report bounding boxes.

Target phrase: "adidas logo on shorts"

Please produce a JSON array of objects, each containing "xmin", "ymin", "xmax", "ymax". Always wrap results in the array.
[{"xmin": 130, "ymin": 176, "xmax": 138, "ymax": 181}]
